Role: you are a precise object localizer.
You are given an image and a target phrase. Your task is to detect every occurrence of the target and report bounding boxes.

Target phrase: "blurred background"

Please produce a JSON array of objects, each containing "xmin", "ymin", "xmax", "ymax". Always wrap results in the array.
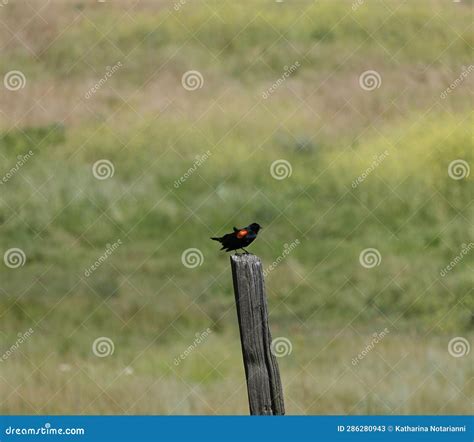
[{"xmin": 0, "ymin": 0, "xmax": 472, "ymax": 414}]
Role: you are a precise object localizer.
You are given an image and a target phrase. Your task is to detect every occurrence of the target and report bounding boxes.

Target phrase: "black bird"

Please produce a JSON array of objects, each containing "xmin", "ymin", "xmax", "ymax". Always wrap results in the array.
[{"xmin": 211, "ymin": 223, "xmax": 262, "ymax": 253}]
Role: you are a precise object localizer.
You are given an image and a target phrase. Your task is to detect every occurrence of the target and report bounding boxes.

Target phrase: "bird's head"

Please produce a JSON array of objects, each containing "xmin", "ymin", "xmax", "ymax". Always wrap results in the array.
[{"xmin": 249, "ymin": 223, "xmax": 262, "ymax": 233}]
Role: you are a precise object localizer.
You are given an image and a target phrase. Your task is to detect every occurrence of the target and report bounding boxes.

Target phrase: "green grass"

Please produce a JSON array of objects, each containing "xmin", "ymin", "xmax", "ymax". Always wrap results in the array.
[{"xmin": 0, "ymin": 0, "xmax": 472, "ymax": 414}]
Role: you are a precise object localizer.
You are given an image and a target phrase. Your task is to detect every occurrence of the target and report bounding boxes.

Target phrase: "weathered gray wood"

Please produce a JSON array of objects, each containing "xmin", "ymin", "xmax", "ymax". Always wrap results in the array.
[{"xmin": 230, "ymin": 253, "xmax": 285, "ymax": 415}]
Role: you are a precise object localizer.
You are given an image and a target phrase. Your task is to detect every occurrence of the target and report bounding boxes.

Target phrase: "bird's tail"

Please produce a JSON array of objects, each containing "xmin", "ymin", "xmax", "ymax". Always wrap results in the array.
[{"xmin": 210, "ymin": 237, "xmax": 222, "ymax": 242}]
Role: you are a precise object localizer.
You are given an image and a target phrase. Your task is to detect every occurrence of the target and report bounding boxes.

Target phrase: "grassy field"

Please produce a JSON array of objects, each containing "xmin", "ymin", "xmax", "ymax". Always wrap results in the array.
[{"xmin": 0, "ymin": 0, "xmax": 472, "ymax": 414}]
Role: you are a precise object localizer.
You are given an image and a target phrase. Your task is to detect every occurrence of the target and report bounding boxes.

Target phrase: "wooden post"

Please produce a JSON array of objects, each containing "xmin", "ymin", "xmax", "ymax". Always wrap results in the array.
[{"xmin": 230, "ymin": 253, "xmax": 285, "ymax": 415}]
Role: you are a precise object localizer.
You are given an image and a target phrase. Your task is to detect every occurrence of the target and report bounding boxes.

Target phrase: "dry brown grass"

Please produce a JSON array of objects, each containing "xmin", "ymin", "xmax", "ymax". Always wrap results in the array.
[{"xmin": 1, "ymin": 330, "xmax": 471, "ymax": 415}]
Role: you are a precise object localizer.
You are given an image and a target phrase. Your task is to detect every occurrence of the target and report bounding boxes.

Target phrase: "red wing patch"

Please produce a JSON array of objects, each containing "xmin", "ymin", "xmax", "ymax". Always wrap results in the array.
[{"xmin": 236, "ymin": 229, "xmax": 248, "ymax": 239}]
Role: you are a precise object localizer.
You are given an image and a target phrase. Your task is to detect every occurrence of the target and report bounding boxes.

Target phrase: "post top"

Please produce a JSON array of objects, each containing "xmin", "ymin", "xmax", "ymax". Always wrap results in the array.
[{"xmin": 230, "ymin": 253, "xmax": 261, "ymax": 264}]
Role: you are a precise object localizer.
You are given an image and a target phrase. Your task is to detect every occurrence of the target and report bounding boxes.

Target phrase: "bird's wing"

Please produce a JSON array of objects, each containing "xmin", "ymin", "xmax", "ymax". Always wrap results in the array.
[{"xmin": 236, "ymin": 229, "xmax": 249, "ymax": 239}]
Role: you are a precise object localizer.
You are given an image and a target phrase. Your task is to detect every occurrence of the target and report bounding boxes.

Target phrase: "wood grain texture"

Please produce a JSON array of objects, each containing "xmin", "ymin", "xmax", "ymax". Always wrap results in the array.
[{"xmin": 230, "ymin": 254, "xmax": 285, "ymax": 416}]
